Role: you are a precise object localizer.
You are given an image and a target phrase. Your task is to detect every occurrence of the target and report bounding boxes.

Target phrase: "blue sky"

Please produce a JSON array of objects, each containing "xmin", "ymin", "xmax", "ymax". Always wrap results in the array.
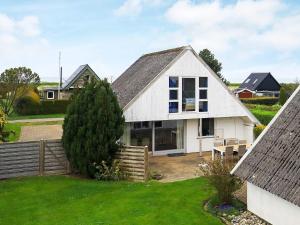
[{"xmin": 1, "ymin": 0, "xmax": 300, "ymax": 83}]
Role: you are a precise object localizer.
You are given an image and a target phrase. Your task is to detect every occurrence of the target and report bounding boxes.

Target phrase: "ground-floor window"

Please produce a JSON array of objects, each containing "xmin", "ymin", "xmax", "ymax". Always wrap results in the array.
[
  {"xmin": 47, "ymin": 91, "xmax": 54, "ymax": 99},
  {"xmin": 121, "ymin": 120, "xmax": 184, "ymax": 152},
  {"xmin": 198, "ymin": 118, "xmax": 214, "ymax": 136}
]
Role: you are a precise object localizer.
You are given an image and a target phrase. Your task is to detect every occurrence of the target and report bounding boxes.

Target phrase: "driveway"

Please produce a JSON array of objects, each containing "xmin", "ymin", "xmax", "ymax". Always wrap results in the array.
[{"xmin": 19, "ymin": 125, "xmax": 63, "ymax": 141}]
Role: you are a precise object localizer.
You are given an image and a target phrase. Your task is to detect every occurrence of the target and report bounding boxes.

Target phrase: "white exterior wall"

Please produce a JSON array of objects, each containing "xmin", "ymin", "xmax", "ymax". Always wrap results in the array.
[
  {"xmin": 124, "ymin": 50, "xmax": 256, "ymax": 123},
  {"xmin": 247, "ymin": 182, "xmax": 300, "ymax": 225},
  {"xmin": 185, "ymin": 117, "xmax": 254, "ymax": 153}
]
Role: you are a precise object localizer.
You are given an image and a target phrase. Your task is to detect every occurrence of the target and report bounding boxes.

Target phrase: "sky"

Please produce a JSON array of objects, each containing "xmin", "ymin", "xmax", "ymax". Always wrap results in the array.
[{"xmin": 1, "ymin": 0, "xmax": 300, "ymax": 83}]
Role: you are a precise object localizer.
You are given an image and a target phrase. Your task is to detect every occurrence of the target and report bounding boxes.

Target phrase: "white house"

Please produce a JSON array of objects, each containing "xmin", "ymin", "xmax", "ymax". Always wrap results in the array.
[
  {"xmin": 112, "ymin": 46, "xmax": 259, "ymax": 155},
  {"xmin": 232, "ymin": 86, "xmax": 300, "ymax": 225}
]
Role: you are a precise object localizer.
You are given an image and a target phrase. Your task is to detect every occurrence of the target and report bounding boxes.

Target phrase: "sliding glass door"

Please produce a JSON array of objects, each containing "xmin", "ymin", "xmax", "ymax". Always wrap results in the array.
[{"xmin": 154, "ymin": 120, "xmax": 184, "ymax": 152}]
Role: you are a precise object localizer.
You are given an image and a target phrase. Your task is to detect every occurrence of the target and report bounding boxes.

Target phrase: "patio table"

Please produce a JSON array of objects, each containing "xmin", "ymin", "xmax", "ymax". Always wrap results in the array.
[{"xmin": 212, "ymin": 144, "xmax": 251, "ymax": 160}]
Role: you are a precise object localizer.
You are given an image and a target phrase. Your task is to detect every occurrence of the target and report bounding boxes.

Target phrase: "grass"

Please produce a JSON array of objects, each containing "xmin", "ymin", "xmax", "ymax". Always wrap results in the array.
[
  {"xmin": 3, "ymin": 123, "xmax": 21, "ymax": 142},
  {"xmin": 8, "ymin": 113, "xmax": 65, "ymax": 121},
  {"xmin": 245, "ymin": 104, "xmax": 280, "ymax": 125},
  {"xmin": 0, "ymin": 176, "xmax": 222, "ymax": 225}
]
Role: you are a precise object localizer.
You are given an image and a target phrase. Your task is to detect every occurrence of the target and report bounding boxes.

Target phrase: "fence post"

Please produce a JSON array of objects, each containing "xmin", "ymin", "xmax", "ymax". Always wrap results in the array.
[
  {"xmin": 39, "ymin": 139, "xmax": 45, "ymax": 175},
  {"xmin": 144, "ymin": 146, "xmax": 149, "ymax": 181}
]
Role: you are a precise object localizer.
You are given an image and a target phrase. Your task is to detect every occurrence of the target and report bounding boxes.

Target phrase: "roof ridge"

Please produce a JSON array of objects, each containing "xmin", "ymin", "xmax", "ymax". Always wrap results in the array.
[{"xmin": 142, "ymin": 45, "xmax": 190, "ymax": 57}]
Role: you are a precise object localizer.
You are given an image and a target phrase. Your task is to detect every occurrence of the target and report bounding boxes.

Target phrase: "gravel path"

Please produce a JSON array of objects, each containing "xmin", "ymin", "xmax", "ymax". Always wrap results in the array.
[
  {"xmin": 9, "ymin": 118, "xmax": 64, "ymax": 123},
  {"xmin": 19, "ymin": 125, "xmax": 63, "ymax": 141}
]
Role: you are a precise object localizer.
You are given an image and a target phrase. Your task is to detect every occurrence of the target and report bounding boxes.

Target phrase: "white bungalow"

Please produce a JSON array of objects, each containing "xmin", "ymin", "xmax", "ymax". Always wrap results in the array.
[{"xmin": 112, "ymin": 46, "xmax": 258, "ymax": 155}]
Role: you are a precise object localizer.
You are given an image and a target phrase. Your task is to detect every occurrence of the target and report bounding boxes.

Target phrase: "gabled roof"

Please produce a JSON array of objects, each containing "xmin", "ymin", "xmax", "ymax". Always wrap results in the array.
[
  {"xmin": 61, "ymin": 64, "xmax": 100, "ymax": 90},
  {"xmin": 232, "ymin": 86, "xmax": 300, "ymax": 207},
  {"xmin": 112, "ymin": 46, "xmax": 187, "ymax": 108},
  {"xmin": 239, "ymin": 72, "xmax": 280, "ymax": 91}
]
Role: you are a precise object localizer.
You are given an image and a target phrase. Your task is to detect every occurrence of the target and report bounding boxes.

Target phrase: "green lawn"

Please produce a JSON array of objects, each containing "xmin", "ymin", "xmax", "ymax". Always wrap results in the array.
[
  {"xmin": 245, "ymin": 104, "xmax": 280, "ymax": 125},
  {"xmin": 3, "ymin": 123, "xmax": 21, "ymax": 142},
  {"xmin": 8, "ymin": 113, "xmax": 65, "ymax": 121},
  {"xmin": 0, "ymin": 176, "xmax": 221, "ymax": 225}
]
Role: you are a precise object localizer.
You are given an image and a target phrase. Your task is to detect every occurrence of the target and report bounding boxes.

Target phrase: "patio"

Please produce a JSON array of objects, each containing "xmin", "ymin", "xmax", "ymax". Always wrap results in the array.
[{"xmin": 149, "ymin": 152, "xmax": 212, "ymax": 182}]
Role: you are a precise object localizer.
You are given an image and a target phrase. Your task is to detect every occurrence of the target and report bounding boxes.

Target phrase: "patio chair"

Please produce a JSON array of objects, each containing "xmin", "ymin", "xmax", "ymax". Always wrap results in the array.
[
  {"xmin": 224, "ymin": 146, "xmax": 234, "ymax": 163},
  {"xmin": 225, "ymin": 138, "xmax": 238, "ymax": 146},
  {"xmin": 239, "ymin": 140, "xmax": 247, "ymax": 145},
  {"xmin": 237, "ymin": 144, "xmax": 247, "ymax": 159}
]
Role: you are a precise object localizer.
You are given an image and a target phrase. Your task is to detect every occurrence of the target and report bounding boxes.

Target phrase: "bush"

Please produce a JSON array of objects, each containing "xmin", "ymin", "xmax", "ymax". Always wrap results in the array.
[
  {"xmin": 94, "ymin": 160, "xmax": 126, "ymax": 181},
  {"xmin": 245, "ymin": 103, "xmax": 281, "ymax": 112},
  {"xmin": 14, "ymin": 96, "xmax": 40, "ymax": 115},
  {"xmin": 240, "ymin": 97, "xmax": 278, "ymax": 105},
  {"xmin": 62, "ymin": 79, "xmax": 125, "ymax": 177},
  {"xmin": 0, "ymin": 108, "xmax": 14, "ymax": 142},
  {"xmin": 254, "ymin": 125, "xmax": 266, "ymax": 139},
  {"xmin": 199, "ymin": 159, "xmax": 242, "ymax": 204},
  {"xmin": 13, "ymin": 98, "xmax": 70, "ymax": 115}
]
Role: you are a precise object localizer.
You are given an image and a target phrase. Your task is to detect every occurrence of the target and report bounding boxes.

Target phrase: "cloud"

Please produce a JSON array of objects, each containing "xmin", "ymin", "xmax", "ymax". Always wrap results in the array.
[
  {"xmin": 165, "ymin": 0, "xmax": 300, "ymax": 54},
  {"xmin": 17, "ymin": 16, "xmax": 40, "ymax": 37},
  {"xmin": 114, "ymin": 0, "xmax": 163, "ymax": 16}
]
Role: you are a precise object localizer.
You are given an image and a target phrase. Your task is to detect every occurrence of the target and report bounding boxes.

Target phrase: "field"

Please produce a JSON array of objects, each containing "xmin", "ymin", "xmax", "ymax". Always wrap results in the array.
[
  {"xmin": 0, "ymin": 176, "xmax": 221, "ymax": 225},
  {"xmin": 246, "ymin": 104, "xmax": 281, "ymax": 125}
]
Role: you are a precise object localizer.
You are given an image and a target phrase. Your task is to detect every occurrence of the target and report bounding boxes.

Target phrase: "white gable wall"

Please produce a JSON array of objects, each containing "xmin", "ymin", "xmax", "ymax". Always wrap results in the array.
[
  {"xmin": 124, "ymin": 50, "xmax": 255, "ymax": 123},
  {"xmin": 247, "ymin": 182, "xmax": 300, "ymax": 225}
]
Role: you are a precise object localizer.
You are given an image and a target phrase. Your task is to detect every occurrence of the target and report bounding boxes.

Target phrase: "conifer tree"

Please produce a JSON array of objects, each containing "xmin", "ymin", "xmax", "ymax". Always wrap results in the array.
[{"xmin": 62, "ymin": 79, "xmax": 125, "ymax": 177}]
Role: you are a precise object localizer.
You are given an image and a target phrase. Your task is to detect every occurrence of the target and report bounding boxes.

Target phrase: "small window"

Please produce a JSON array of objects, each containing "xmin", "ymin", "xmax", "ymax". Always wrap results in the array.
[
  {"xmin": 169, "ymin": 90, "xmax": 178, "ymax": 100},
  {"xmin": 253, "ymin": 79, "xmax": 258, "ymax": 84},
  {"xmin": 199, "ymin": 101, "xmax": 208, "ymax": 112},
  {"xmin": 142, "ymin": 121, "xmax": 149, "ymax": 128},
  {"xmin": 47, "ymin": 91, "xmax": 54, "ymax": 99},
  {"xmin": 155, "ymin": 121, "xmax": 162, "ymax": 128},
  {"xmin": 199, "ymin": 90, "xmax": 207, "ymax": 99},
  {"xmin": 199, "ymin": 77, "xmax": 208, "ymax": 88},
  {"xmin": 169, "ymin": 102, "xmax": 178, "ymax": 113},
  {"xmin": 200, "ymin": 118, "xmax": 214, "ymax": 136},
  {"xmin": 245, "ymin": 79, "xmax": 250, "ymax": 83},
  {"xmin": 169, "ymin": 77, "xmax": 178, "ymax": 88},
  {"xmin": 133, "ymin": 122, "xmax": 141, "ymax": 129}
]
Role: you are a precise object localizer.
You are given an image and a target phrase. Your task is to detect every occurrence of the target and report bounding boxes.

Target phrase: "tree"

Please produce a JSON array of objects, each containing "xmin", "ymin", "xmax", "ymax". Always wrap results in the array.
[
  {"xmin": 199, "ymin": 49, "xmax": 230, "ymax": 85},
  {"xmin": 0, "ymin": 67, "xmax": 40, "ymax": 115},
  {"xmin": 62, "ymin": 79, "xmax": 125, "ymax": 177}
]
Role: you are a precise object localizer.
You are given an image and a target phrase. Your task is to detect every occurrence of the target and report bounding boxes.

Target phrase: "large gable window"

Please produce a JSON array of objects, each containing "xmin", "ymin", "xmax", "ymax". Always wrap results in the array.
[
  {"xmin": 182, "ymin": 78, "xmax": 195, "ymax": 111},
  {"xmin": 199, "ymin": 77, "xmax": 208, "ymax": 112},
  {"xmin": 169, "ymin": 77, "xmax": 179, "ymax": 113}
]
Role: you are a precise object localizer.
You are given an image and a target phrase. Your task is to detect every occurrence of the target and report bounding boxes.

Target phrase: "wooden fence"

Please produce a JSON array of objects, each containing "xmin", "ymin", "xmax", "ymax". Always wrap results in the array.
[
  {"xmin": 116, "ymin": 146, "xmax": 149, "ymax": 181},
  {"xmin": 0, "ymin": 139, "xmax": 69, "ymax": 179},
  {"xmin": 0, "ymin": 140, "xmax": 148, "ymax": 181}
]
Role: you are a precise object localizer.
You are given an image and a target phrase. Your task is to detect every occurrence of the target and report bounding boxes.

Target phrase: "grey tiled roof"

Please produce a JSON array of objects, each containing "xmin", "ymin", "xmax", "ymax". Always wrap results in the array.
[
  {"xmin": 234, "ymin": 87, "xmax": 300, "ymax": 207},
  {"xmin": 239, "ymin": 72, "xmax": 279, "ymax": 91},
  {"xmin": 112, "ymin": 46, "xmax": 187, "ymax": 108}
]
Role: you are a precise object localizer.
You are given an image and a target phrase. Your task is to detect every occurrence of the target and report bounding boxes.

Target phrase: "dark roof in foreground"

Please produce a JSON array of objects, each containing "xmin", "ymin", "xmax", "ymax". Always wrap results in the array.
[
  {"xmin": 233, "ymin": 87, "xmax": 300, "ymax": 207},
  {"xmin": 239, "ymin": 72, "xmax": 280, "ymax": 91},
  {"xmin": 112, "ymin": 46, "xmax": 187, "ymax": 108}
]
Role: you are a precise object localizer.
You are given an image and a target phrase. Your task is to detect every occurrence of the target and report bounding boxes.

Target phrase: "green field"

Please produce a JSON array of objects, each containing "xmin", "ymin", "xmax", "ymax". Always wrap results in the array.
[
  {"xmin": 246, "ymin": 104, "xmax": 280, "ymax": 125},
  {"xmin": 0, "ymin": 176, "xmax": 221, "ymax": 225}
]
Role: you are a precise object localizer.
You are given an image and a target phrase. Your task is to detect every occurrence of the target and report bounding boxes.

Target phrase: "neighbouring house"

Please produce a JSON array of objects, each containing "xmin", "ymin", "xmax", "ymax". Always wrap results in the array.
[
  {"xmin": 112, "ymin": 46, "xmax": 259, "ymax": 156},
  {"xmin": 232, "ymin": 86, "xmax": 300, "ymax": 225},
  {"xmin": 234, "ymin": 72, "xmax": 281, "ymax": 98},
  {"xmin": 42, "ymin": 64, "xmax": 100, "ymax": 100}
]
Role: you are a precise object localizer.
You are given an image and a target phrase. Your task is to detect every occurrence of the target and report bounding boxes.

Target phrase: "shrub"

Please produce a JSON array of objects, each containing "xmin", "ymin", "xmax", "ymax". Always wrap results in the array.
[
  {"xmin": 254, "ymin": 125, "xmax": 266, "ymax": 139},
  {"xmin": 199, "ymin": 159, "xmax": 242, "ymax": 204},
  {"xmin": 94, "ymin": 160, "xmax": 126, "ymax": 181},
  {"xmin": 240, "ymin": 97, "xmax": 278, "ymax": 105},
  {"xmin": 13, "ymin": 96, "xmax": 40, "ymax": 115},
  {"xmin": 13, "ymin": 98, "xmax": 70, "ymax": 115},
  {"xmin": 245, "ymin": 103, "xmax": 281, "ymax": 112},
  {"xmin": 0, "ymin": 108, "xmax": 14, "ymax": 142},
  {"xmin": 279, "ymin": 87, "xmax": 288, "ymax": 105},
  {"xmin": 62, "ymin": 79, "xmax": 125, "ymax": 177}
]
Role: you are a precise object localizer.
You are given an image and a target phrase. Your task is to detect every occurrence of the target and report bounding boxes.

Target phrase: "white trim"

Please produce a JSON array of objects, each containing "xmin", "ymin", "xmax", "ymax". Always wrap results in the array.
[
  {"xmin": 231, "ymin": 85, "xmax": 300, "ymax": 174},
  {"xmin": 47, "ymin": 91, "xmax": 55, "ymax": 100},
  {"xmin": 234, "ymin": 88, "xmax": 255, "ymax": 94}
]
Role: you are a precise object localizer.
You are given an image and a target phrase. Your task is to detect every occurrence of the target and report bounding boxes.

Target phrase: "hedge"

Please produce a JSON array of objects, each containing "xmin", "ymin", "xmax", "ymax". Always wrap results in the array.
[
  {"xmin": 250, "ymin": 109, "xmax": 277, "ymax": 125},
  {"xmin": 240, "ymin": 97, "xmax": 279, "ymax": 105},
  {"xmin": 254, "ymin": 125, "xmax": 266, "ymax": 139},
  {"xmin": 14, "ymin": 97, "xmax": 71, "ymax": 115}
]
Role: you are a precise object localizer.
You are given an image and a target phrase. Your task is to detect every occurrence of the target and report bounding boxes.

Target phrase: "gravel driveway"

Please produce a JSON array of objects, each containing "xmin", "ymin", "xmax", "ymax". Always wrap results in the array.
[{"xmin": 19, "ymin": 125, "xmax": 63, "ymax": 141}]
